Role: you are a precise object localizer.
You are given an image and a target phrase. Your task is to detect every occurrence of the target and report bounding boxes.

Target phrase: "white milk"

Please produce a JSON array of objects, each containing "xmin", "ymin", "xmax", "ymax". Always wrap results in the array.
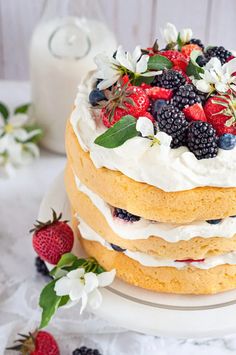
[{"xmin": 30, "ymin": 17, "xmax": 117, "ymax": 153}]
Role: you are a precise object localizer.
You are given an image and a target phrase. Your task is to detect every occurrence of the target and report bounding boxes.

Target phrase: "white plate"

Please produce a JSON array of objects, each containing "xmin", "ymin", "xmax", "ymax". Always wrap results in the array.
[{"xmin": 38, "ymin": 173, "xmax": 236, "ymax": 338}]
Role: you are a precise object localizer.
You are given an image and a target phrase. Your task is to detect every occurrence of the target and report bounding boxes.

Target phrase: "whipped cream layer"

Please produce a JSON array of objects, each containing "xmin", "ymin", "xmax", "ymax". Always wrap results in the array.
[
  {"xmin": 70, "ymin": 73, "xmax": 236, "ymax": 192},
  {"xmin": 74, "ymin": 174, "xmax": 236, "ymax": 242},
  {"xmin": 78, "ymin": 218, "xmax": 236, "ymax": 270}
]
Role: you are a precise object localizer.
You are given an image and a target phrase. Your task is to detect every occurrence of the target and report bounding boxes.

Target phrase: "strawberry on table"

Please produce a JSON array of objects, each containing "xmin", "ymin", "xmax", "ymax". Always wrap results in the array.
[
  {"xmin": 7, "ymin": 330, "xmax": 60, "ymax": 355},
  {"xmin": 31, "ymin": 209, "xmax": 74, "ymax": 265}
]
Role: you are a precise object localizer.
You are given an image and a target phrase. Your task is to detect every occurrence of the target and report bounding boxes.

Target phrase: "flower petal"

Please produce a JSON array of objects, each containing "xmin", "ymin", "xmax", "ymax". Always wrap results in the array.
[
  {"xmin": 88, "ymin": 288, "xmax": 103, "ymax": 309},
  {"xmin": 67, "ymin": 268, "xmax": 85, "ymax": 279},
  {"xmin": 225, "ymin": 58, "xmax": 236, "ymax": 75},
  {"xmin": 9, "ymin": 114, "xmax": 28, "ymax": 128},
  {"xmin": 136, "ymin": 55, "xmax": 148, "ymax": 74},
  {"xmin": 132, "ymin": 46, "xmax": 142, "ymax": 63},
  {"xmin": 80, "ymin": 292, "xmax": 88, "ymax": 314},
  {"xmin": 54, "ymin": 277, "xmax": 74, "ymax": 296},
  {"xmin": 69, "ymin": 280, "xmax": 84, "ymax": 301},
  {"xmin": 97, "ymin": 269, "xmax": 116, "ymax": 287},
  {"xmin": 84, "ymin": 272, "xmax": 99, "ymax": 293},
  {"xmin": 136, "ymin": 117, "xmax": 154, "ymax": 137},
  {"xmin": 195, "ymin": 80, "xmax": 212, "ymax": 93},
  {"xmin": 116, "ymin": 46, "xmax": 134, "ymax": 72},
  {"xmin": 97, "ymin": 74, "xmax": 120, "ymax": 90}
]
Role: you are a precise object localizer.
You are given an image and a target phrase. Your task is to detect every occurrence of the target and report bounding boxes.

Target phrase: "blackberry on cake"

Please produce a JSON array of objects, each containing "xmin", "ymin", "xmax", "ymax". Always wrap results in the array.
[
  {"xmin": 205, "ymin": 46, "xmax": 232, "ymax": 64},
  {"xmin": 152, "ymin": 70, "xmax": 186, "ymax": 90},
  {"xmin": 196, "ymin": 55, "xmax": 208, "ymax": 67},
  {"xmin": 158, "ymin": 105, "xmax": 189, "ymax": 148},
  {"xmin": 114, "ymin": 208, "xmax": 140, "ymax": 222},
  {"xmin": 187, "ymin": 121, "xmax": 218, "ymax": 160},
  {"xmin": 189, "ymin": 38, "xmax": 204, "ymax": 50},
  {"xmin": 172, "ymin": 84, "xmax": 201, "ymax": 110}
]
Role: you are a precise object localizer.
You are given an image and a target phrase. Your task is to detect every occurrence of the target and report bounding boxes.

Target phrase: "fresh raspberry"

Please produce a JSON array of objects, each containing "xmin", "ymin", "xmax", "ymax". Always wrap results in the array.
[
  {"xmin": 183, "ymin": 103, "xmax": 207, "ymax": 122},
  {"xmin": 31, "ymin": 209, "xmax": 74, "ymax": 265},
  {"xmin": 160, "ymin": 50, "xmax": 188, "ymax": 71},
  {"xmin": 181, "ymin": 44, "xmax": 202, "ymax": 60},
  {"xmin": 204, "ymin": 96, "xmax": 236, "ymax": 136},
  {"xmin": 145, "ymin": 86, "xmax": 173, "ymax": 100},
  {"xmin": 140, "ymin": 82, "xmax": 152, "ymax": 89}
]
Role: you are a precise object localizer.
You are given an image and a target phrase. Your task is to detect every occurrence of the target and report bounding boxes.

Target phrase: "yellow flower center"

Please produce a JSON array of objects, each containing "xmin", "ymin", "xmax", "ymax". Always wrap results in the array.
[{"xmin": 5, "ymin": 124, "xmax": 13, "ymax": 133}]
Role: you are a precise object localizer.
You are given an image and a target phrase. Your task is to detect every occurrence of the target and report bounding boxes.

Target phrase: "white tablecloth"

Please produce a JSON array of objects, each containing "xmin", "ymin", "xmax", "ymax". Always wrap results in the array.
[{"xmin": 1, "ymin": 81, "xmax": 236, "ymax": 355}]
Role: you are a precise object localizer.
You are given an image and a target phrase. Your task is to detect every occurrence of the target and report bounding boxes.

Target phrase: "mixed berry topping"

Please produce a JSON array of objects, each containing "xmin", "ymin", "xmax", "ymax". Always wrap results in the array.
[
  {"xmin": 113, "ymin": 208, "xmax": 140, "ymax": 222},
  {"xmin": 92, "ymin": 23, "xmax": 236, "ymax": 160},
  {"xmin": 158, "ymin": 105, "xmax": 189, "ymax": 148}
]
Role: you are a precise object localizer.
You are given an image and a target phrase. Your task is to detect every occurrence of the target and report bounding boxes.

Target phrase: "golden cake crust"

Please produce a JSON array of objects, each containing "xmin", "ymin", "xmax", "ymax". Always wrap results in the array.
[
  {"xmin": 65, "ymin": 164, "xmax": 236, "ymax": 260},
  {"xmin": 80, "ymin": 237, "xmax": 236, "ymax": 295},
  {"xmin": 66, "ymin": 121, "xmax": 236, "ymax": 224}
]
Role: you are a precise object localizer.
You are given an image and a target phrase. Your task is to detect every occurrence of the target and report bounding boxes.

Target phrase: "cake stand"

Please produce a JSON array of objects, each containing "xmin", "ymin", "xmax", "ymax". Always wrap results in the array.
[{"xmin": 38, "ymin": 172, "xmax": 236, "ymax": 338}]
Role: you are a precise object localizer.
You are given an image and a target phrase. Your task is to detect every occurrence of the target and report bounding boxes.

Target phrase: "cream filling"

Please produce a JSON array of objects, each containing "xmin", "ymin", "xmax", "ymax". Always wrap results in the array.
[
  {"xmin": 78, "ymin": 217, "xmax": 236, "ymax": 270},
  {"xmin": 70, "ymin": 72, "xmax": 236, "ymax": 192},
  {"xmin": 74, "ymin": 174, "xmax": 236, "ymax": 242}
]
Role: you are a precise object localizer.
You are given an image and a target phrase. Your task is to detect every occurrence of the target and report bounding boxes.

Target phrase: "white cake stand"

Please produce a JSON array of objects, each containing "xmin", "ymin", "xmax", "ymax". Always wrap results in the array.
[{"xmin": 38, "ymin": 172, "xmax": 236, "ymax": 339}]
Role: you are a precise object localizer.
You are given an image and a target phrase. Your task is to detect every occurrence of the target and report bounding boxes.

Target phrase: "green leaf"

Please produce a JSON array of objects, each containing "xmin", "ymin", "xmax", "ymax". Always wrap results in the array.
[
  {"xmin": 177, "ymin": 33, "xmax": 183, "ymax": 50},
  {"xmin": 147, "ymin": 55, "xmax": 172, "ymax": 71},
  {"xmin": 0, "ymin": 102, "xmax": 9, "ymax": 120},
  {"xmin": 94, "ymin": 115, "xmax": 139, "ymax": 148},
  {"xmin": 57, "ymin": 253, "xmax": 78, "ymax": 268},
  {"xmin": 24, "ymin": 124, "xmax": 43, "ymax": 143},
  {"xmin": 14, "ymin": 103, "xmax": 30, "ymax": 114},
  {"xmin": 132, "ymin": 75, "xmax": 155, "ymax": 86},
  {"xmin": 39, "ymin": 279, "xmax": 63, "ymax": 329},
  {"xmin": 186, "ymin": 50, "xmax": 204, "ymax": 79}
]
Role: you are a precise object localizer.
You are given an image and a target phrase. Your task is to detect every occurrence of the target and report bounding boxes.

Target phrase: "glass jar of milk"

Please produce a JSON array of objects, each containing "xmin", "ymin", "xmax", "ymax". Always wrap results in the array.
[{"xmin": 30, "ymin": 0, "xmax": 117, "ymax": 154}]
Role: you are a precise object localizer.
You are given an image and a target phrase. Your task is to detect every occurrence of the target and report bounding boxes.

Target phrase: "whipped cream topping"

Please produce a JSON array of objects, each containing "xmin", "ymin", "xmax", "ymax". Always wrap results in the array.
[
  {"xmin": 74, "ymin": 173, "xmax": 236, "ymax": 242},
  {"xmin": 78, "ymin": 217, "xmax": 236, "ymax": 270},
  {"xmin": 70, "ymin": 73, "xmax": 236, "ymax": 192}
]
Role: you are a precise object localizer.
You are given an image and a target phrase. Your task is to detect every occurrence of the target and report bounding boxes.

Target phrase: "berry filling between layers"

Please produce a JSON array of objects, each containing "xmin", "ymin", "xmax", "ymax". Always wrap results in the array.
[
  {"xmin": 74, "ymin": 174, "xmax": 236, "ymax": 242},
  {"xmin": 78, "ymin": 217, "xmax": 236, "ymax": 270}
]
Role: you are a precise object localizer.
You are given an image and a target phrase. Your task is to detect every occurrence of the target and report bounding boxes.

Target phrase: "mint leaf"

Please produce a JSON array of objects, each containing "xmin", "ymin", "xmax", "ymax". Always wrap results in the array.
[
  {"xmin": 0, "ymin": 102, "xmax": 9, "ymax": 120},
  {"xmin": 39, "ymin": 279, "xmax": 63, "ymax": 329},
  {"xmin": 94, "ymin": 115, "xmax": 138, "ymax": 148},
  {"xmin": 147, "ymin": 55, "xmax": 172, "ymax": 71},
  {"xmin": 186, "ymin": 50, "xmax": 204, "ymax": 79},
  {"xmin": 14, "ymin": 103, "xmax": 30, "ymax": 114}
]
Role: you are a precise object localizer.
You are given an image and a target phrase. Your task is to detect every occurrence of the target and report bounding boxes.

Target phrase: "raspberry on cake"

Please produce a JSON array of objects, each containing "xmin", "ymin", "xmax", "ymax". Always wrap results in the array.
[{"xmin": 64, "ymin": 22, "xmax": 236, "ymax": 296}]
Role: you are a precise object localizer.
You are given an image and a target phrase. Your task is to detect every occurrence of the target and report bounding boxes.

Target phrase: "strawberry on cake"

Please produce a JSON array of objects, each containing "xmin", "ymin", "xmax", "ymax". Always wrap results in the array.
[{"xmin": 65, "ymin": 23, "xmax": 236, "ymax": 294}]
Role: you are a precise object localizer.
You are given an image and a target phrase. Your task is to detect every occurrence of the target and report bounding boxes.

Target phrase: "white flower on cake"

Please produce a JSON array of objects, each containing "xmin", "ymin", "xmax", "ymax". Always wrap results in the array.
[
  {"xmin": 0, "ymin": 108, "xmax": 42, "ymax": 176},
  {"xmin": 94, "ymin": 46, "xmax": 160, "ymax": 90},
  {"xmin": 162, "ymin": 23, "xmax": 178, "ymax": 44},
  {"xmin": 179, "ymin": 28, "xmax": 193, "ymax": 43},
  {"xmin": 162, "ymin": 23, "xmax": 192, "ymax": 45},
  {"xmin": 136, "ymin": 117, "xmax": 172, "ymax": 150},
  {"xmin": 54, "ymin": 267, "xmax": 116, "ymax": 313},
  {"xmin": 193, "ymin": 57, "xmax": 236, "ymax": 93}
]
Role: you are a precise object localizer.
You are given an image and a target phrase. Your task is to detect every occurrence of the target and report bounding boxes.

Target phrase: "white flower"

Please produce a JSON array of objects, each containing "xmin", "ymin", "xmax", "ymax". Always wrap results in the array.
[
  {"xmin": 55, "ymin": 268, "xmax": 116, "ymax": 313},
  {"xmin": 180, "ymin": 28, "xmax": 193, "ymax": 43},
  {"xmin": 162, "ymin": 23, "xmax": 178, "ymax": 44},
  {"xmin": 0, "ymin": 113, "xmax": 41, "ymax": 142},
  {"xmin": 194, "ymin": 57, "xmax": 236, "ymax": 93},
  {"xmin": 94, "ymin": 46, "xmax": 160, "ymax": 90},
  {"xmin": 136, "ymin": 116, "xmax": 172, "ymax": 150}
]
